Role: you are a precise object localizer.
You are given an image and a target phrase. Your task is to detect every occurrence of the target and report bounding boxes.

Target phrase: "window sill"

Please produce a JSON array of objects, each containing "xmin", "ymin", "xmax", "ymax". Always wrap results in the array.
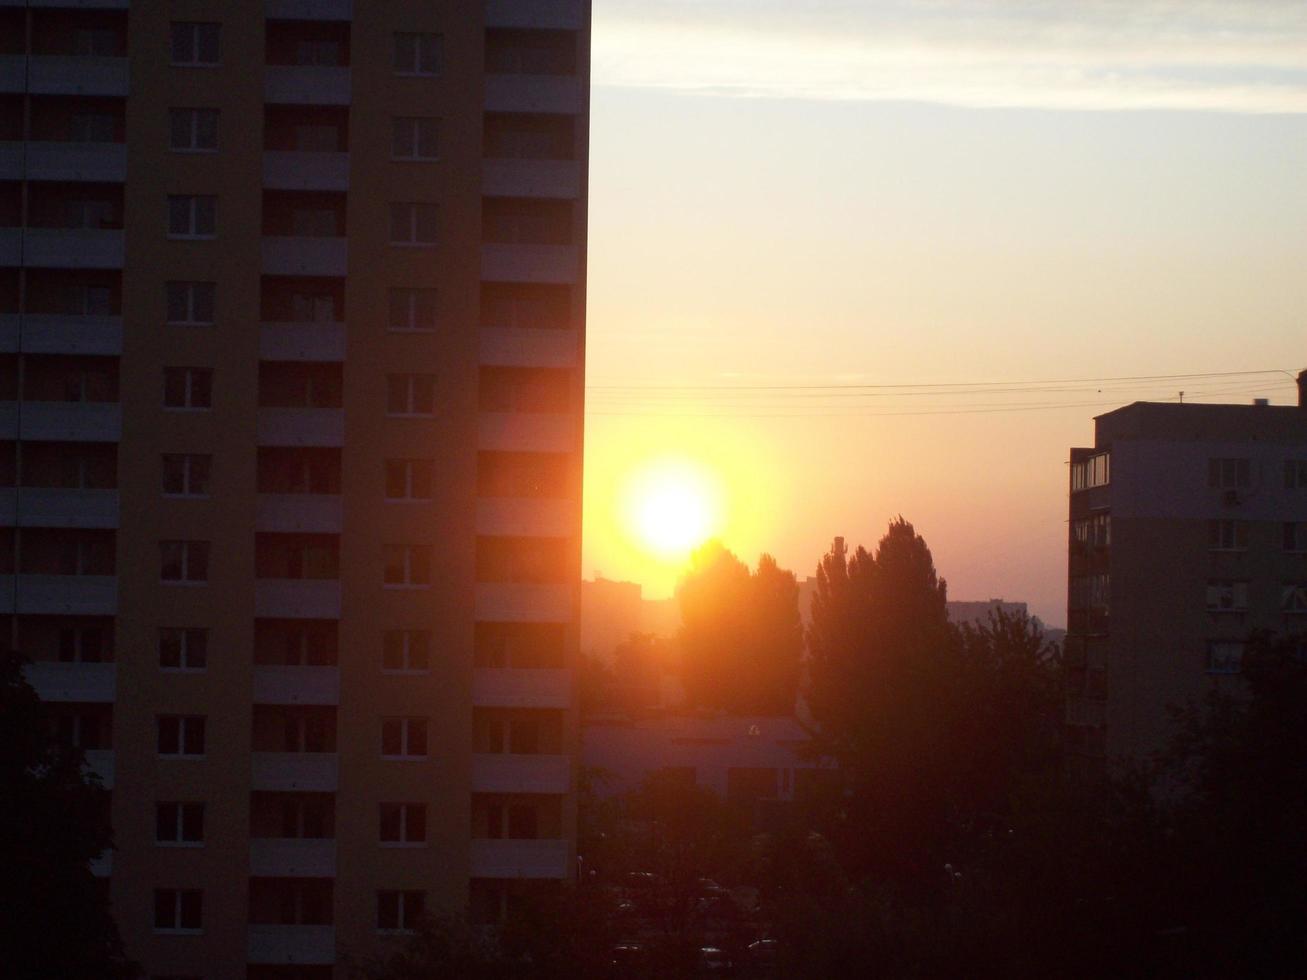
[
  {"xmin": 385, "ymin": 413, "xmax": 436, "ymax": 420},
  {"xmin": 162, "ymin": 407, "xmax": 213, "ymax": 413},
  {"xmin": 383, "ymin": 497, "xmax": 433, "ymax": 504},
  {"xmin": 391, "ymin": 156, "xmax": 441, "ymax": 164},
  {"xmin": 169, "ymin": 147, "xmax": 219, "ymax": 155},
  {"xmin": 167, "ymin": 235, "xmax": 217, "ymax": 242},
  {"xmin": 382, "ymin": 583, "xmax": 431, "ymax": 591},
  {"xmin": 162, "ymin": 494, "xmax": 210, "ymax": 500},
  {"xmin": 377, "ymin": 928, "xmax": 418, "ymax": 936},
  {"xmin": 380, "ymin": 755, "xmax": 429, "ymax": 762},
  {"xmin": 388, "ymin": 241, "xmax": 438, "ymax": 249},
  {"xmin": 154, "ymin": 927, "xmax": 204, "ymax": 935},
  {"xmin": 166, "ymin": 321, "xmax": 215, "ymax": 328},
  {"xmin": 394, "ymin": 71, "xmax": 440, "ymax": 79},
  {"xmin": 155, "ymin": 840, "xmax": 205, "ymax": 848},
  {"xmin": 382, "ymin": 668, "xmax": 431, "ymax": 676},
  {"xmin": 387, "ymin": 326, "xmax": 437, "ymax": 335},
  {"xmin": 160, "ymin": 666, "xmax": 207, "ymax": 674},
  {"xmin": 158, "ymin": 754, "xmax": 207, "ymax": 761},
  {"xmin": 379, "ymin": 841, "xmax": 428, "ymax": 849},
  {"xmin": 170, "ymin": 62, "xmax": 220, "ymax": 69},
  {"xmin": 160, "ymin": 580, "xmax": 209, "ymax": 587}
]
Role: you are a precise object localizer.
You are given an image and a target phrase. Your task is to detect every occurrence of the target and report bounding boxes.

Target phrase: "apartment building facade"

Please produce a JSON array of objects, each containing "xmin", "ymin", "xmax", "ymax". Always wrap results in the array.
[
  {"xmin": 1065, "ymin": 377, "xmax": 1307, "ymax": 767},
  {"xmin": 2, "ymin": 1, "xmax": 588, "ymax": 975}
]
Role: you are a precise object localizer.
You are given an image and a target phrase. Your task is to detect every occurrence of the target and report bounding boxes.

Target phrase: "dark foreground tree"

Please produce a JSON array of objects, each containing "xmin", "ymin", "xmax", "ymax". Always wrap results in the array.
[
  {"xmin": 677, "ymin": 541, "xmax": 802, "ymax": 715},
  {"xmin": 0, "ymin": 649, "xmax": 137, "ymax": 979}
]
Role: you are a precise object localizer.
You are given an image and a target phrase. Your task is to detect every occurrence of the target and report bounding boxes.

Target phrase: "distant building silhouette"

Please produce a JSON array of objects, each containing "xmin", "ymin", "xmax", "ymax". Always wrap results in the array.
[
  {"xmin": 1066, "ymin": 375, "xmax": 1307, "ymax": 769},
  {"xmin": 580, "ymin": 576, "xmax": 683, "ymax": 661}
]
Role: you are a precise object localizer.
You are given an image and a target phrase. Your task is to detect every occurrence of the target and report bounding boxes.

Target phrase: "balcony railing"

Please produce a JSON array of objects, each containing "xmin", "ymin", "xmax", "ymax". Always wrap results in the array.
[
  {"xmin": 478, "ymin": 413, "xmax": 574, "ymax": 453},
  {"xmin": 0, "ymin": 488, "xmax": 119, "ymax": 528},
  {"xmin": 0, "ymin": 401, "xmax": 123, "ymax": 442},
  {"xmin": 21, "ymin": 141, "xmax": 126, "ymax": 183},
  {"xmin": 24, "ymin": 661, "xmax": 116, "ymax": 703},
  {"xmin": 251, "ymin": 751, "xmax": 339, "ymax": 793},
  {"xmin": 480, "ymin": 327, "xmax": 578, "ymax": 369},
  {"xmin": 481, "ymin": 243, "xmax": 579, "ymax": 284},
  {"xmin": 259, "ymin": 322, "xmax": 346, "ymax": 362},
  {"xmin": 484, "ymin": 74, "xmax": 584, "ymax": 115},
  {"xmin": 257, "ymin": 407, "xmax": 344, "ymax": 448},
  {"xmin": 0, "ymin": 574, "xmax": 118, "ymax": 615},
  {"xmin": 472, "ymin": 668, "xmax": 570, "ymax": 710},
  {"xmin": 27, "ymin": 56, "xmax": 129, "ymax": 98},
  {"xmin": 20, "ymin": 228, "xmax": 124, "ymax": 269},
  {"xmin": 0, "ymin": 314, "xmax": 124, "ymax": 356},
  {"xmin": 247, "ymin": 925, "xmax": 336, "ymax": 966},
  {"xmin": 263, "ymin": 151, "xmax": 350, "ymax": 192},
  {"xmin": 262, "ymin": 237, "xmax": 348, "ymax": 277},
  {"xmin": 265, "ymin": 0, "xmax": 353, "ymax": 20},
  {"xmin": 255, "ymin": 579, "xmax": 342, "ymax": 619},
  {"xmin": 252, "ymin": 665, "xmax": 341, "ymax": 706},
  {"xmin": 256, "ymin": 494, "xmax": 343, "ymax": 534},
  {"xmin": 485, "ymin": 0, "xmax": 585, "ymax": 30},
  {"xmin": 474, "ymin": 582, "xmax": 573, "ymax": 623},
  {"xmin": 472, "ymin": 753, "xmax": 570, "ymax": 794},
  {"xmin": 482, "ymin": 158, "xmax": 581, "ymax": 200},
  {"xmin": 265, "ymin": 66, "xmax": 351, "ymax": 106},
  {"xmin": 470, "ymin": 838, "xmax": 569, "ymax": 879},
  {"xmin": 249, "ymin": 837, "xmax": 338, "ymax": 878},
  {"xmin": 475, "ymin": 497, "xmax": 574, "ymax": 538}
]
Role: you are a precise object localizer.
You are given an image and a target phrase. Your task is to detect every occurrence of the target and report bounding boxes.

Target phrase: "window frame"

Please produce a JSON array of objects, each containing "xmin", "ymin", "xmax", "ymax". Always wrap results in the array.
[
  {"xmin": 382, "ymin": 544, "xmax": 431, "ymax": 588},
  {"xmin": 393, "ymin": 32, "xmax": 442, "ymax": 76},
  {"xmin": 377, "ymin": 889, "xmax": 426, "ymax": 933},
  {"xmin": 392, "ymin": 117, "xmax": 440, "ymax": 161},
  {"xmin": 159, "ymin": 540, "xmax": 211, "ymax": 584},
  {"xmin": 165, "ymin": 281, "xmax": 216, "ymax": 326},
  {"xmin": 159, "ymin": 627, "xmax": 208, "ymax": 672},
  {"xmin": 387, "ymin": 287, "xmax": 439, "ymax": 332},
  {"xmin": 385, "ymin": 374, "xmax": 435, "ymax": 417},
  {"xmin": 162, "ymin": 366, "xmax": 213, "ymax": 411},
  {"xmin": 381, "ymin": 630, "xmax": 431, "ymax": 674},
  {"xmin": 170, "ymin": 22, "xmax": 221, "ymax": 68},
  {"xmin": 157, "ymin": 715, "xmax": 207, "ymax": 759},
  {"xmin": 167, "ymin": 195, "xmax": 217, "ymax": 240},
  {"xmin": 380, "ymin": 717, "xmax": 428, "ymax": 760},
  {"xmin": 379, "ymin": 802, "xmax": 428, "ymax": 847},
  {"xmin": 161, "ymin": 453, "xmax": 212, "ymax": 498},
  {"xmin": 154, "ymin": 888, "xmax": 204, "ymax": 934},
  {"xmin": 155, "ymin": 802, "xmax": 206, "ymax": 847},
  {"xmin": 168, "ymin": 108, "xmax": 219, "ymax": 153},
  {"xmin": 388, "ymin": 202, "xmax": 438, "ymax": 247},
  {"xmin": 384, "ymin": 459, "xmax": 433, "ymax": 501}
]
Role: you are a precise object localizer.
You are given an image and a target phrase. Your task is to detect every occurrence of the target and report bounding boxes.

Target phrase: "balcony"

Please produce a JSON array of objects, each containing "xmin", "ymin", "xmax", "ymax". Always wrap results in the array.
[
  {"xmin": 257, "ymin": 408, "xmax": 344, "ymax": 448},
  {"xmin": 0, "ymin": 56, "xmax": 23, "ymax": 94},
  {"xmin": 473, "ymin": 668, "xmax": 570, "ymax": 710},
  {"xmin": 484, "ymin": 74, "xmax": 584, "ymax": 116},
  {"xmin": 0, "ymin": 314, "xmax": 123, "ymax": 356},
  {"xmin": 20, "ymin": 228, "xmax": 125, "ymax": 269},
  {"xmin": 481, "ymin": 243, "xmax": 579, "ymax": 284},
  {"xmin": 253, "ymin": 665, "xmax": 340, "ymax": 706},
  {"xmin": 262, "ymin": 236, "xmax": 348, "ymax": 277},
  {"xmin": 0, "ymin": 401, "xmax": 123, "ymax": 442},
  {"xmin": 485, "ymin": 0, "xmax": 585, "ymax": 30},
  {"xmin": 482, "ymin": 159, "xmax": 580, "ymax": 200},
  {"xmin": 263, "ymin": 151, "xmax": 350, "ymax": 192},
  {"xmin": 0, "ymin": 488, "xmax": 119, "ymax": 528},
  {"xmin": 0, "ymin": 142, "xmax": 18, "ymax": 179},
  {"xmin": 266, "ymin": 0, "xmax": 353, "ymax": 18},
  {"xmin": 249, "ymin": 838, "xmax": 337, "ymax": 878},
  {"xmin": 472, "ymin": 753, "xmax": 570, "ymax": 794},
  {"xmin": 470, "ymin": 838, "xmax": 569, "ymax": 879},
  {"xmin": 83, "ymin": 748, "xmax": 113, "ymax": 788},
  {"xmin": 475, "ymin": 497, "xmax": 574, "ymax": 538},
  {"xmin": 0, "ymin": 574, "xmax": 117, "ymax": 615},
  {"xmin": 475, "ymin": 583, "xmax": 572, "ymax": 623},
  {"xmin": 265, "ymin": 66, "xmax": 351, "ymax": 106},
  {"xmin": 247, "ymin": 925, "xmax": 336, "ymax": 966},
  {"xmin": 479, "ymin": 413, "xmax": 574, "ymax": 453},
  {"xmin": 0, "ymin": 228, "xmax": 19, "ymax": 265},
  {"xmin": 27, "ymin": 56, "xmax": 129, "ymax": 98},
  {"xmin": 480, "ymin": 327, "xmax": 578, "ymax": 369},
  {"xmin": 251, "ymin": 751, "xmax": 339, "ymax": 793},
  {"xmin": 256, "ymin": 494, "xmax": 343, "ymax": 534},
  {"xmin": 259, "ymin": 322, "xmax": 346, "ymax": 363},
  {"xmin": 255, "ymin": 579, "xmax": 342, "ymax": 619},
  {"xmin": 22, "ymin": 142, "xmax": 127, "ymax": 183},
  {"xmin": 24, "ymin": 661, "xmax": 116, "ymax": 703}
]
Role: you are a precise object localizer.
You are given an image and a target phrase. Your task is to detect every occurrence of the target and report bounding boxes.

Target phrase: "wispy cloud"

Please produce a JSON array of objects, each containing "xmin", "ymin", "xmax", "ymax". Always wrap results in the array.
[{"xmin": 593, "ymin": 1, "xmax": 1307, "ymax": 113}]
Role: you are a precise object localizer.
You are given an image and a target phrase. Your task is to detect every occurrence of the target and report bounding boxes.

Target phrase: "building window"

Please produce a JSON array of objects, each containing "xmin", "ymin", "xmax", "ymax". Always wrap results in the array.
[
  {"xmin": 389, "ymin": 203, "xmax": 438, "ymax": 246},
  {"xmin": 1282, "ymin": 583, "xmax": 1307, "ymax": 614},
  {"xmin": 159, "ymin": 628, "xmax": 208, "ymax": 671},
  {"xmin": 379, "ymin": 803, "xmax": 427, "ymax": 845},
  {"xmin": 384, "ymin": 459, "xmax": 433, "ymax": 501},
  {"xmin": 71, "ymin": 112, "xmax": 116, "ymax": 143},
  {"xmin": 166, "ymin": 282, "xmax": 215, "ymax": 326},
  {"xmin": 291, "ymin": 291, "xmax": 337, "ymax": 323},
  {"xmin": 381, "ymin": 718, "xmax": 427, "ymax": 759},
  {"xmin": 377, "ymin": 890, "xmax": 425, "ymax": 933},
  {"xmin": 279, "ymin": 796, "xmax": 332, "ymax": 838},
  {"xmin": 1206, "ymin": 641, "xmax": 1245, "ymax": 675},
  {"xmin": 74, "ymin": 28, "xmax": 118, "ymax": 57},
  {"xmin": 1285, "ymin": 522, "xmax": 1307, "ymax": 553},
  {"xmin": 169, "ymin": 109, "xmax": 219, "ymax": 152},
  {"xmin": 163, "ymin": 367, "xmax": 213, "ymax": 410},
  {"xmin": 1070, "ymin": 452, "xmax": 1110, "ymax": 492},
  {"xmin": 1209, "ymin": 520, "xmax": 1248, "ymax": 552},
  {"xmin": 1208, "ymin": 458, "xmax": 1251, "ymax": 489},
  {"xmin": 160, "ymin": 540, "xmax": 210, "ymax": 583},
  {"xmin": 161, "ymin": 454, "xmax": 212, "ymax": 497},
  {"xmin": 157, "ymin": 716, "xmax": 206, "ymax": 757},
  {"xmin": 171, "ymin": 22, "xmax": 220, "ymax": 67},
  {"xmin": 394, "ymin": 32, "xmax": 441, "ymax": 76},
  {"xmin": 59, "ymin": 625, "xmax": 108, "ymax": 663},
  {"xmin": 388, "ymin": 288, "xmax": 438, "ymax": 332},
  {"xmin": 382, "ymin": 630, "xmax": 430, "ymax": 673},
  {"xmin": 156, "ymin": 803, "xmax": 205, "ymax": 845},
  {"xmin": 485, "ymin": 802, "xmax": 538, "ymax": 840},
  {"xmin": 167, "ymin": 195, "xmax": 216, "ymax": 239},
  {"xmin": 1285, "ymin": 460, "xmax": 1307, "ymax": 489},
  {"xmin": 77, "ymin": 284, "xmax": 113, "ymax": 316},
  {"xmin": 383, "ymin": 545, "xmax": 431, "ymax": 588},
  {"xmin": 1070, "ymin": 514, "xmax": 1110, "ymax": 554},
  {"xmin": 386, "ymin": 374, "xmax": 435, "ymax": 416},
  {"xmin": 1205, "ymin": 580, "xmax": 1248, "ymax": 612},
  {"xmin": 154, "ymin": 889, "xmax": 203, "ymax": 933},
  {"xmin": 392, "ymin": 117, "xmax": 439, "ymax": 160}
]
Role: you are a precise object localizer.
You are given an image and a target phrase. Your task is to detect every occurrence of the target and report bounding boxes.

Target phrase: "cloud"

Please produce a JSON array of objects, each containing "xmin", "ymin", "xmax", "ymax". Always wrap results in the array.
[{"xmin": 592, "ymin": 0, "xmax": 1307, "ymax": 113}]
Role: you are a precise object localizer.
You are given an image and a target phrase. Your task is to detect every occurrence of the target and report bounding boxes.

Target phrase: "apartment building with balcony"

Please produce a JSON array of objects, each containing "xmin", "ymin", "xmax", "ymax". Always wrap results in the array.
[
  {"xmin": 1065, "ymin": 374, "xmax": 1307, "ymax": 769},
  {"xmin": 2, "ymin": 1, "xmax": 588, "ymax": 976}
]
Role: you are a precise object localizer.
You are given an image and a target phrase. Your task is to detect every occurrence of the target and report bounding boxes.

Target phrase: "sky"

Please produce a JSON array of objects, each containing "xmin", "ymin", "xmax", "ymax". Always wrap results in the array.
[{"xmin": 580, "ymin": 0, "xmax": 1307, "ymax": 626}]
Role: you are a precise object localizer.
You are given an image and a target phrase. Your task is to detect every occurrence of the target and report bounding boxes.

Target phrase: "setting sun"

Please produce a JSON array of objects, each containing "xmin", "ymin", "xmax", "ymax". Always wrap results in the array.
[{"xmin": 621, "ymin": 458, "xmax": 721, "ymax": 558}]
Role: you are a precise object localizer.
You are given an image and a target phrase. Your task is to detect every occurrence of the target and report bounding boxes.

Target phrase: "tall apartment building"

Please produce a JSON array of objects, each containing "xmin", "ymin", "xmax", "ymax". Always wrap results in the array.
[
  {"xmin": 1, "ymin": 1, "xmax": 588, "ymax": 975},
  {"xmin": 1065, "ymin": 374, "xmax": 1307, "ymax": 768}
]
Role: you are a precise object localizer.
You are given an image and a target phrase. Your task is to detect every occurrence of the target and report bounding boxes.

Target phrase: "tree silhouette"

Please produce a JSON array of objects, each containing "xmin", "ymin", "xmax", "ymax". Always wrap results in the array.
[
  {"xmin": 676, "ymin": 541, "xmax": 802, "ymax": 715},
  {"xmin": 0, "ymin": 649, "xmax": 137, "ymax": 978}
]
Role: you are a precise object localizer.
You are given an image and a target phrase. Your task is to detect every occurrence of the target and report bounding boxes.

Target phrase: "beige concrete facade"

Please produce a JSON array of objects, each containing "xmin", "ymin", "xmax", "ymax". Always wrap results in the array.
[
  {"xmin": 2, "ymin": 1, "xmax": 588, "ymax": 976},
  {"xmin": 1066, "ymin": 392, "xmax": 1307, "ymax": 768}
]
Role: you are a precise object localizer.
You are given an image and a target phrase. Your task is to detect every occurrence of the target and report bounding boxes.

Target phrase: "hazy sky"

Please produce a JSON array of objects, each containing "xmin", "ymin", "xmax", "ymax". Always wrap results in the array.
[{"xmin": 581, "ymin": 1, "xmax": 1307, "ymax": 625}]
